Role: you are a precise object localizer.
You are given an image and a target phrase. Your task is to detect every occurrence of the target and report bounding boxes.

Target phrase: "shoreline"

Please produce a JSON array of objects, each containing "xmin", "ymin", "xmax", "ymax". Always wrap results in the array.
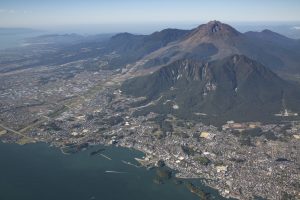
[
  {"xmin": 46, "ymin": 140, "xmax": 233, "ymax": 199},
  {"xmin": 76, "ymin": 141, "xmax": 236, "ymax": 200}
]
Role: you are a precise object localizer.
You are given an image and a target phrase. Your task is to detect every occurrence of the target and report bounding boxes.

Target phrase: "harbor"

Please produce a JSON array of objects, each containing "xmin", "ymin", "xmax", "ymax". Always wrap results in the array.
[{"xmin": 0, "ymin": 141, "xmax": 226, "ymax": 200}]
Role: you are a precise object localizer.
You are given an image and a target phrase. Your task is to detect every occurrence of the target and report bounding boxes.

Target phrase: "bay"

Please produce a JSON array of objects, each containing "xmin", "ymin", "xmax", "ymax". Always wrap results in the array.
[{"xmin": 0, "ymin": 142, "xmax": 225, "ymax": 200}]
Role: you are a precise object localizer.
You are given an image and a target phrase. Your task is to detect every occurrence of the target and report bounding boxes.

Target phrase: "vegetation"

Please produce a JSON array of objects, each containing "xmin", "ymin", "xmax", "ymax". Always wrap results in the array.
[
  {"xmin": 181, "ymin": 145, "xmax": 195, "ymax": 156},
  {"xmin": 156, "ymin": 168, "xmax": 172, "ymax": 180},
  {"xmin": 95, "ymin": 116, "xmax": 124, "ymax": 126},
  {"xmin": 264, "ymin": 131, "xmax": 278, "ymax": 140},
  {"xmin": 186, "ymin": 182, "xmax": 210, "ymax": 200},
  {"xmin": 150, "ymin": 115, "xmax": 173, "ymax": 134},
  {"xmin": 122, "ymin": 55, "xmax": 300, "ymax": 126},
  {"xmin": 43, "ymin": 122, "xmax": 62, "ymax": 131},
  {"xmin": 195, "ymin": 156, "xmax": 211, "ymax": 166},
  {"xmin": 242, "ymin": 128, "xmax": 263, "ymax": 137}
]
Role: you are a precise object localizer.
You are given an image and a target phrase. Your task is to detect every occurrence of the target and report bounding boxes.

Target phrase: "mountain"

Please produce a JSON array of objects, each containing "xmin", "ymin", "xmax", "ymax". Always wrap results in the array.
[
  {"xmin": 107, "ymin": 28, "xmax": 191, "ymax": 52},
  {"xmin": 244, "ymin": 29, "xmax": 300, "ymax": 73},
  {"xmin": 245, "ymin": 29, "xmax": 297, "ymax": 47},
  {"xmin": 4, "ymin": 21, "xmax": 300, "ymax": 77},
  {"xmin": 102, "ymin": 29, "xmax": 191, "ymax": 68},
  {"xmin": 121, "ymin": 55, "xmax": 300, "ymax": 125},
  {"xmin": 0, "ymin": 28, "xmax": 190, "ymax": 72},
  {"xmin": 137, "ymin": 21, "xmax": 300, "ymax": 74}
]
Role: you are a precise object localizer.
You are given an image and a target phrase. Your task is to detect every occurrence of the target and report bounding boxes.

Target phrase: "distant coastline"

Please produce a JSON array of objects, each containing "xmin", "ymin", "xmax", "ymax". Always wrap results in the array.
[{"xmin": 0, "ymin": 28, "xmax": 44, "ymax": 50}]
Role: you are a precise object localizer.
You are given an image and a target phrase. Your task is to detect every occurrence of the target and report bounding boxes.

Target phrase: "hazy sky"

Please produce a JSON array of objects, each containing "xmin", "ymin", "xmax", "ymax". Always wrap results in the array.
[{"xmin": 1, "ymin": 0, "xmax": 300, "ymax": 28}]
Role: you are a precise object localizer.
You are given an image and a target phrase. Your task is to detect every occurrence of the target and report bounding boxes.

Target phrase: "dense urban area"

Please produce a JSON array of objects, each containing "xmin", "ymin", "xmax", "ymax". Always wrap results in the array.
[{"xmin": 0, "ymin": 49, "xmax": 299, "ymax": 200}]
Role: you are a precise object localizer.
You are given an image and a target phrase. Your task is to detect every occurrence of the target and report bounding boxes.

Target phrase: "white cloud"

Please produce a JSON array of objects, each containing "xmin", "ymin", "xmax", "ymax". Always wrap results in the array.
[{"xmin": 292, "ymin": 26, "xmax": 300, "ymax": 30}]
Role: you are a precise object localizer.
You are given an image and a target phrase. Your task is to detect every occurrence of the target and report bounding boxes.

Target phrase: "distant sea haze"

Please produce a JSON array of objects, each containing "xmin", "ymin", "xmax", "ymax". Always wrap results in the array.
[
  {"xmin": 0, "ymin": 34, "xmax": 25, "ymax": 49},
  {"xmin": 0, "ymin": 28, "xmax": 44, "ymax": 50}
]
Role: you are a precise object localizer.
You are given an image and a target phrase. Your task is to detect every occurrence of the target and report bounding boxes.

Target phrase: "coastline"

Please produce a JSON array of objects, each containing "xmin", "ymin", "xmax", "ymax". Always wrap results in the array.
[
  {"xmin": 58, "ymin": 140, "xmax": 234, "ymax": 200},
  {"xmin": 0, "ymin": 141, "xmax": 200, "ymax": 200}
]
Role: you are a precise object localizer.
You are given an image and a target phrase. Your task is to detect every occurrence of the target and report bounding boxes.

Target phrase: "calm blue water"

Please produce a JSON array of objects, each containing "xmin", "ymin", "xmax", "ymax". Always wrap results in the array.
[{"xmin": 0, "ymin": 142, "xmax": 227, "ymax": 200}]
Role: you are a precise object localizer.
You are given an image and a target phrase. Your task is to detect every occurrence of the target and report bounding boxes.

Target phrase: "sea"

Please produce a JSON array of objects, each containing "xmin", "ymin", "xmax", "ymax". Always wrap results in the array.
[
  {"xmin": 0, "ymin": 142, "xmax": 229, "ymax": 200},
  {"xmin": 0, "ymin": 29, "xmax": 44, "ymax": 50}
]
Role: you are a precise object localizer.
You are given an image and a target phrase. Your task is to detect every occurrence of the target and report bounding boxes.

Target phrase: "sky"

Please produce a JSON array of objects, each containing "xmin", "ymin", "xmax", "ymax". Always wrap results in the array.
[{"xmin": 0, "ymin": 0, "xmax": 300, "ymax": 30}]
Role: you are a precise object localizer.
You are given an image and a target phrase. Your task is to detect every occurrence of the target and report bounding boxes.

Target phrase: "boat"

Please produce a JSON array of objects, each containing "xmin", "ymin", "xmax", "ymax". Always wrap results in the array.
[{"xmin": 105, "ymin": 170, "xmax": 127, "ymax": 174}]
